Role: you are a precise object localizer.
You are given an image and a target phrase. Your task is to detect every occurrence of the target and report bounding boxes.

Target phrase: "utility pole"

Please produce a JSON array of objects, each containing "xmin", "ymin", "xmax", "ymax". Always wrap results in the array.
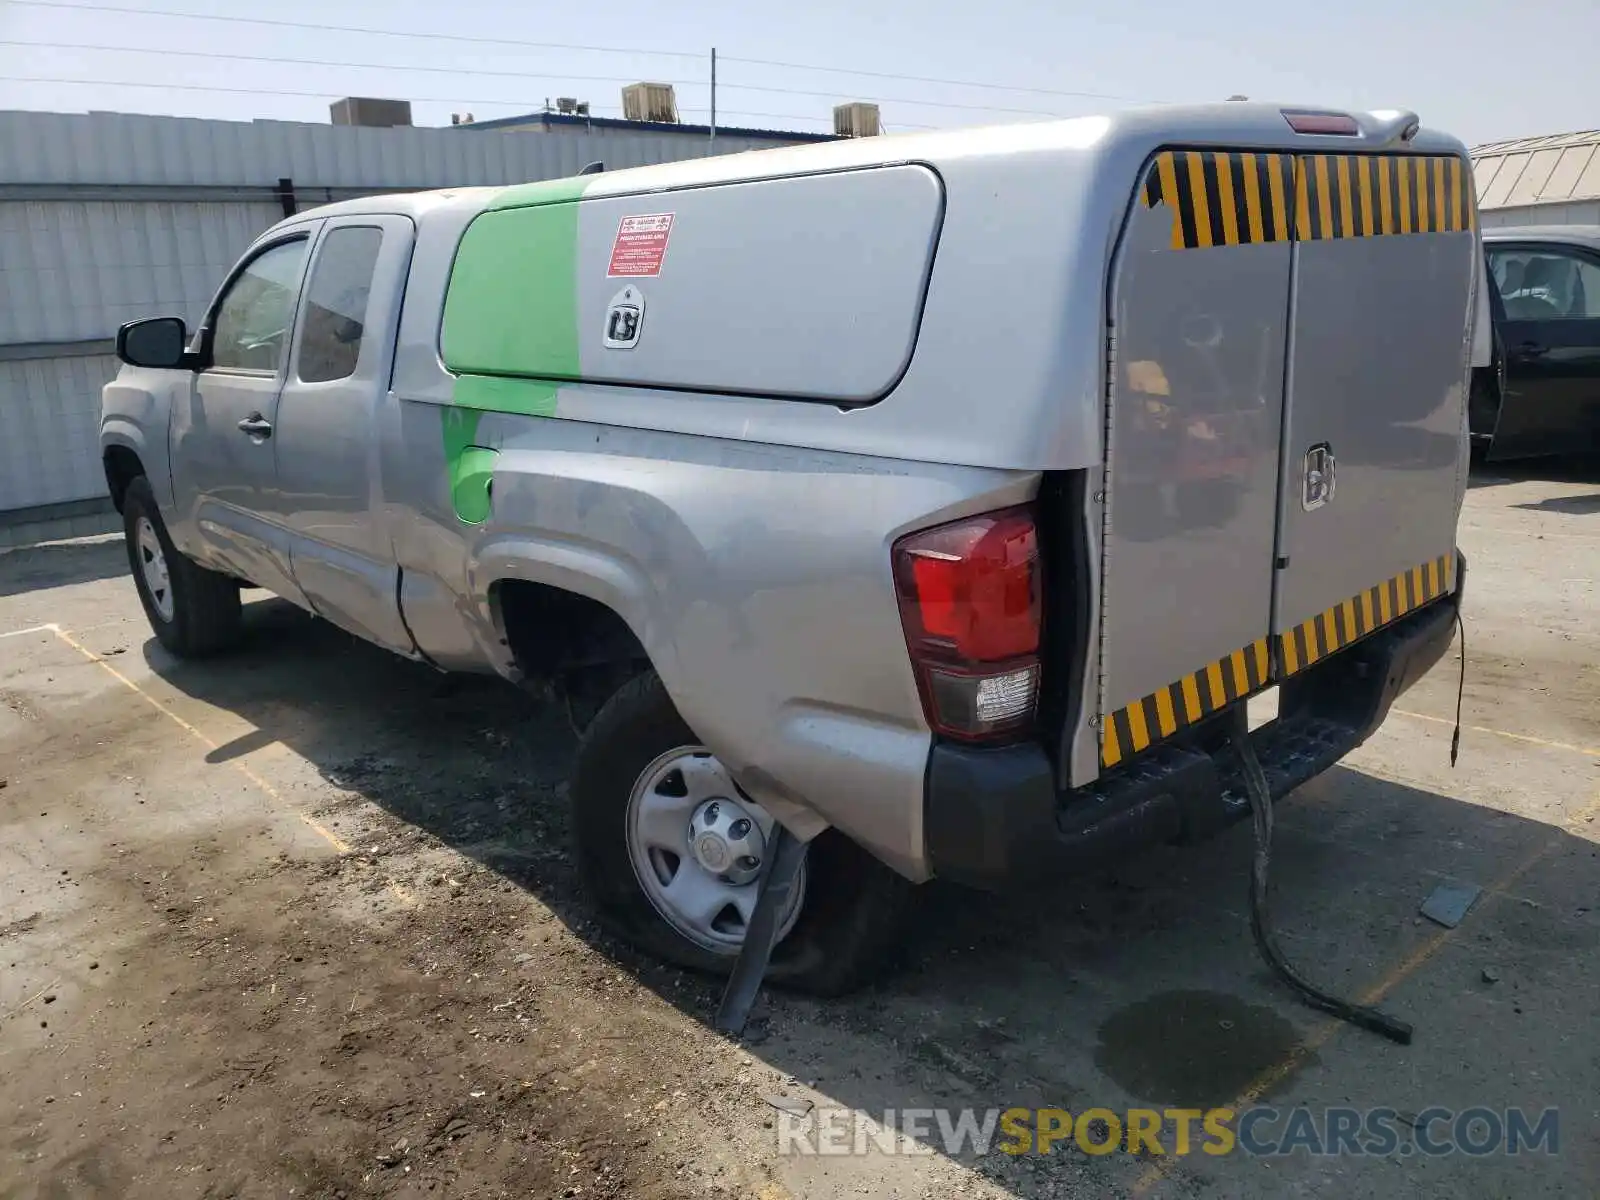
[{"xmin": 710, "ymin": 47, "xmax": 717, "ymax": 145}]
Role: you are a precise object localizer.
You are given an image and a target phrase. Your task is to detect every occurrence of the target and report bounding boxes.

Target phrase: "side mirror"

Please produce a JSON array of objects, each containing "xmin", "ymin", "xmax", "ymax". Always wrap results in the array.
[{"xmin": 116, "ymin": 316, "xmax": 192, "ymax": 369}]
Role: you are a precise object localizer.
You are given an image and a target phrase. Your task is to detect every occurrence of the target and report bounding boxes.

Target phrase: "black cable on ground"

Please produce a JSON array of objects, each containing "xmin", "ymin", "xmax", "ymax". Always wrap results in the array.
[
  {"xmin": 1231, "ymin": 705, "xmax": 1414, "ymax": 1045},
  {"xmin": 1451, "ymin": 608, "xmax": 1466, "ymax": 767}
]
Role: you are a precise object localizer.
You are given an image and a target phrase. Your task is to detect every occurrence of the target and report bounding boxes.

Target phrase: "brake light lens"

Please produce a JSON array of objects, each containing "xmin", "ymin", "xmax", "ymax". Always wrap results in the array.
[
  {"xmin": 893, "ymin": 507, "xmax": 1042, "ymax": 742},
  {"xmin": 1282, "ymin": 111, "xmax": 1360, "ymax": 136}
]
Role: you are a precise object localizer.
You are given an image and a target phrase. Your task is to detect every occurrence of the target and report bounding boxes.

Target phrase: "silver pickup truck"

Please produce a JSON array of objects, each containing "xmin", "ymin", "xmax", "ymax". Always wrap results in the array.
[{"xmin": 102, "ymin": 104, "xmax": 1474, "ymax": 994}]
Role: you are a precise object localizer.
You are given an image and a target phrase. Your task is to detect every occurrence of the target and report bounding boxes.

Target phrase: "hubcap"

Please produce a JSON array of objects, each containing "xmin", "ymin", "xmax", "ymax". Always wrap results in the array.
[
  {"xmin": 136, "ymin": 517, "xmax": 174, "ymax": 623},
  {"xmin": 625, "ymin": 746, "xmax": 806, "ymax": 955}
]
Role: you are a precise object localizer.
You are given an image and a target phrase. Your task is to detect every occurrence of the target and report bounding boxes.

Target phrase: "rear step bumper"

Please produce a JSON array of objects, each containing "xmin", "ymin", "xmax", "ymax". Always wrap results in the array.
[{"xmin": 925, "ymin": 552, "xmax": 1465, "ymax": 889}]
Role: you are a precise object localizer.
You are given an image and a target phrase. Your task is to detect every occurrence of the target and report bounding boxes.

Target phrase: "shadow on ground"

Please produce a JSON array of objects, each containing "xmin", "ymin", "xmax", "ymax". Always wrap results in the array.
[
  {"xmin": 0, "ymin": 535, "xmax": 125, "ymax": 599},
  {"xmin": 143, "ymin": 598, "xmax": 1600, "ymax": 1193},
  {"xmin": 1513, "ymin": 491, "xmax": 1600, "ymax": 516},
  {"xmin": 1469, "ymin": 452, "xmax": 1600, "ymax": 490}
]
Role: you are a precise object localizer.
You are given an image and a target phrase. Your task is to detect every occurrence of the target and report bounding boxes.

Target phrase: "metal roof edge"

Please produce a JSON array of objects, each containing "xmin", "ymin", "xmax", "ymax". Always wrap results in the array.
[
  {"xmin": 1471, "ymin": 129, "xmax": 1600, "ymax": 157},
  {"xmin": 454, "ymin": 111, "xmax": 839, "ymax": 143}
]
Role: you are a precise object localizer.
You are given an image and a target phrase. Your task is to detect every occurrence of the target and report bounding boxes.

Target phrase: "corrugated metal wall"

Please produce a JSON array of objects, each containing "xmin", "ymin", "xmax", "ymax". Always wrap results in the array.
[
  {"xmin": 0, "ymin": 110, "xmax": 772, "ymax": 543},
  {"xmin": 1, "ymin": 355, "xmax": 117, "ymax": 507},
  {"xmin": 471, "ymin": 120, "xmax": 807, "ymax": 153},
  {"xmin": 1478, "ymin": 200, "xmax": 1600, "ymax": 228},
  {"xmin": 0, "ymin": 110, "xmax": 742, "ymax": 187},
  {"xmin": 1470, "ymin": 131, "xmax": 1600, "ymax": 230},
  {"xmin": 544, "ymin": 124, "xmax": 784, "ymax": 149},
  {"xmin": 2, "ymin": 200, "xmax": 280, "ymax": 345}
]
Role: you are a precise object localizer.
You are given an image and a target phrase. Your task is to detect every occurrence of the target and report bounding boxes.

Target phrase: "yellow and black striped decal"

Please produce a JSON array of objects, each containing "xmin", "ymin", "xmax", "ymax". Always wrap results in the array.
[
  {"xmin": 1143, "ymin": 152, "xmax": 1475, "ymax": 250},
  {"xmin": 1100, "ymin": 554, "xmax": 1457, "ymax": 768},
  {"xmin": 1279, "ymin": 553, "xmax": 1456, "ymax": 677},
  {"xmin": 1295, "ymin": 154, "xmax": 1475, "ymax": 240},
  {"xmin": 1101, "ymin": 636, "xmax": 1272, "ymax": 769},
  {"xmin": 1141, "ymin": 150, "xmax": 1296, "ymax": 250}
]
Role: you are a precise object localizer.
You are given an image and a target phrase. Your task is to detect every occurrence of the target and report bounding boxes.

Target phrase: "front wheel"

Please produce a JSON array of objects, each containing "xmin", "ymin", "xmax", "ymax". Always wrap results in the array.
[
  {"xmin": 570, "ymin": 672, "xmax": 916, "ymax": 996},
  {"xmin": 123, "ymin": 475, "xmax": 243, "ymax": 658}
]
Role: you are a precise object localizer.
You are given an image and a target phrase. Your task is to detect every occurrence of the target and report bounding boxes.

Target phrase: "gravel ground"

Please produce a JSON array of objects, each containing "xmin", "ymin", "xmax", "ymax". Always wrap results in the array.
[{"xmin": 2, "ymin": 458, "xmax": 1596, "ymax": 1199}]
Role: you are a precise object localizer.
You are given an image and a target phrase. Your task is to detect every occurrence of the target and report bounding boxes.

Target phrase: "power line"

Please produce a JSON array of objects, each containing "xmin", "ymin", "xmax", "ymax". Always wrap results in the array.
[
  {"xmin": 10, "ymin": 0, "xmax": 1167, "ymax": 105},
  {"xmin": 0, "ymin": 41, "xmax": 700, "ymax": 91},
  {"xmin": 0, "ymin": 41, "xmax": 1080, "ymax": 117},
  {"xmin": 706, "ymin": 81, "xmax": 1069, "ymax": 117},
  {"xmin": 722, "ymin": 55, "xmax": 1163, "ymax": 105},
  {"xmin": 0, "ymin": 75, "xmax": 637, "ymax": 110},
  {"xmin": 8, "ymin": 1, "xmax": 708, "ymax": 61}
]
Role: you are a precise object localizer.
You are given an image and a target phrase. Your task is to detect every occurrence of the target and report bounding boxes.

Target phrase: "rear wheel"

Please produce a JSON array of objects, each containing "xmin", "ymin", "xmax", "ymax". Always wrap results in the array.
[
  {"xmin": 122, "ymin": 476, "xmax": 243, "ymax": 657},
  {"xmin": 570, "ymin": 671, "xmax": 916, "ymax": 996}
]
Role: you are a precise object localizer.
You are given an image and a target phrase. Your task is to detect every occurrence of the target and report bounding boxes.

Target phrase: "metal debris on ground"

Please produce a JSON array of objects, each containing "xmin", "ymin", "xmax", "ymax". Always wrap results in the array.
[
  {"xmin": 1420, "ymin": 881, "xmax": 1483, "ymax": 928},
  {"xmin": 377, "ymin": 1136, "xmax": 410, "ymax": 1166},
  {"xmin": 763, "ymin": 1094, "xmax": 814, "ymax": 1118}
]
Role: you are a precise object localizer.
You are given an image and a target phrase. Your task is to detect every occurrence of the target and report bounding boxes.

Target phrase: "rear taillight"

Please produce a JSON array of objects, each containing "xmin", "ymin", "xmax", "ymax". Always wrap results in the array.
[{"xmin": 892, "ymin": 506, "xmax": 1041, "ymax": 743}]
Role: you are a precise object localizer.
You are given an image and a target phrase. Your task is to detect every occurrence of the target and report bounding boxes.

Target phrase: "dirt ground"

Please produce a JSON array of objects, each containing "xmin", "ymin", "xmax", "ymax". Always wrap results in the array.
[{"xmin": 2, "ymin": 460, "xmax": 1597, "ymax": 1200}]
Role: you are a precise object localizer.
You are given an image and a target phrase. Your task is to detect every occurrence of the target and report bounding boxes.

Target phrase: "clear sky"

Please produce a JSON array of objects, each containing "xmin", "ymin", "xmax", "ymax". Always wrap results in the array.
[{"xmin": 1, "ymin": 0, "xmax": 1595, "ymax": 146}]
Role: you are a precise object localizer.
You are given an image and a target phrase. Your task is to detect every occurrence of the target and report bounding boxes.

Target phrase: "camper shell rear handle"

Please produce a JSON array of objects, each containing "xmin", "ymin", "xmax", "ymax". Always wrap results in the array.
[{"xmin": 1362, "ymin": 109, "xmax": 1423, "ymax": 146}]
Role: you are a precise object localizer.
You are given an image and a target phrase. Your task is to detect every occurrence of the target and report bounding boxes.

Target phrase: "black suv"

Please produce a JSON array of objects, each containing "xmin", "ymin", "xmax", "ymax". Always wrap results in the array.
[{"xmin": 1473, "ymin": 226, "xmax": 1600, "ymax": 460}]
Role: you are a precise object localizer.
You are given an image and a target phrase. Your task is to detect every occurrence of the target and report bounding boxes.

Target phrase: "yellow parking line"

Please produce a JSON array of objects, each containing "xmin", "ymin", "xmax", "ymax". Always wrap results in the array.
[
  {"xmin": 1133, "ymin": 742, "xmax": 1600, "ymax": 1195},
  {"xmin": 1391, "ymin": 707, "xmax": 1600, "ymax": 759},
  {"xmin": 48, "ymin": 625, "xmax": 416, "ymax": 907}
]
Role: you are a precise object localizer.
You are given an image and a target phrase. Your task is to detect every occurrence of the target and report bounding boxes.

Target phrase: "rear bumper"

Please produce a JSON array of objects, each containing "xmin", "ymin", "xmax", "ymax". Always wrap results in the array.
[{"xmin": 925, "ymin": 552, "xmax": 1465, "ymax": 889}]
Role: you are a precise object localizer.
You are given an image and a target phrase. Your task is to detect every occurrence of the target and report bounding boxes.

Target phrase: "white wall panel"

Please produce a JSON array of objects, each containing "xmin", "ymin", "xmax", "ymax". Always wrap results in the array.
[{"xmin": 1, "ymin": 109, "xmax": 800, "ymax": 517}]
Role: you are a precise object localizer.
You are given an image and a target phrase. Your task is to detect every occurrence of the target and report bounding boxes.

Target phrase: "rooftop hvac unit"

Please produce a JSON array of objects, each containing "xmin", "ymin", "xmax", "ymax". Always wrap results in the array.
[
  {"xmin": 623, "ymin": 83, "xmax": 681, "ymax": 124},
  {"xmin": 553, "ymin": 97, "xmax": 591, "ymax": 116},
  {"xmin": 329, "ymin": 97, "xmax": 414, "ymax": 128},
  {"xmin": 833, "ymin": 102, "xmax": 882, "ymax": 138}
]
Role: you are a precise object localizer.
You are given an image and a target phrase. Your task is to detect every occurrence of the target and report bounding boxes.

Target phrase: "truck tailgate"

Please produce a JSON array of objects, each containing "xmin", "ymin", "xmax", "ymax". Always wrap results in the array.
[{"xmin": 1096, "ymin": 147, "xmax": 1475, "ymax": 773}]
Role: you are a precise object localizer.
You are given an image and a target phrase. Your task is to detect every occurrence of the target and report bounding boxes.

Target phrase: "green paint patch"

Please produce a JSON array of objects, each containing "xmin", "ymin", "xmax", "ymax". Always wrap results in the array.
[
  {"xmin": 451, "ymin": 446, "xmax": 497, "ymax": 525},
  {"xmin": 437, "ymin": 171, "xmax": 590, "ymax": 511},
  {"xmin": 487, "ymin": 174, "xmax": 592, "ymax": 212},
  {"xmin": 452, "ymin": 373, "xmax": 560, "ymax": 418},
  {"xmin": 443, "ymin": 177, "xmax": 592, "ymax": 380},
  {"xmin": 441, "ymin": 406, "xmax": 495, "ymax": 524}
]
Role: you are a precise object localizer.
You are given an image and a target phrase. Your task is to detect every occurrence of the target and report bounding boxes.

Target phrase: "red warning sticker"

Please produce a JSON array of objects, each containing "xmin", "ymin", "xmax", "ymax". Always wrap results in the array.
[{"xmin": 607, "ymin": 213, "xmax": 675, "ymax": 278}]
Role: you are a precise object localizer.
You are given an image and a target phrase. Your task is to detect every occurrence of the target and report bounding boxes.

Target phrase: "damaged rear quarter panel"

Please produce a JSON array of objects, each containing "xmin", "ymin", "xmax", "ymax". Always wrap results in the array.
[{"xmin": 462, "ymin": 415, "xmax": 1038, "ymax": 878}]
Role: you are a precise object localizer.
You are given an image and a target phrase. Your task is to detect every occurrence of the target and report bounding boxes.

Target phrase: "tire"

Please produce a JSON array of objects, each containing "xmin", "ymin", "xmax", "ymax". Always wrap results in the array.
[
  {"xmin": 123, "ymin": 475, "xmax": 243, "ymax": 658},
  {"xmin": 571, "ymin": 671, "xmax": 917, "ymax": 996}
]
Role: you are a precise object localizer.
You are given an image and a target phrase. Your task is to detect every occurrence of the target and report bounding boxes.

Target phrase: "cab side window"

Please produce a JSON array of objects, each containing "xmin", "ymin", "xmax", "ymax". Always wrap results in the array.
[
  {"xmin": 1488, "ymin": 247, "xmax": 1600, "ymax": 322},
  {"xmin": 297, "ymin": 227, "xmax": 385, "ymax": 384},
  {"xmin": 211, "ymin": 238, "xmax": 310, "ymax": 373}
]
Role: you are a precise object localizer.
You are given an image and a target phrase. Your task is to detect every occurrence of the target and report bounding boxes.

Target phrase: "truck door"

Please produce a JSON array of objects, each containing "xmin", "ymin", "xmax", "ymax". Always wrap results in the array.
[
  {"xmin": 1273, "ymin": 154, "xmax": 1474, "ymax": 676},
  {"xmin": 170, "ymin": 229, "xmax": 318, "ymax": 607},
  {"xmin": 271, "ymin": 214, "xmax": 418, "ymax": 654},
  {"xmin": 1095, "ymin": 148, "xmax": 1475, "ymax": 774},
  {"xmin": 1481, "ymin": 240, "xmax": 1600, "ymax": 459}
]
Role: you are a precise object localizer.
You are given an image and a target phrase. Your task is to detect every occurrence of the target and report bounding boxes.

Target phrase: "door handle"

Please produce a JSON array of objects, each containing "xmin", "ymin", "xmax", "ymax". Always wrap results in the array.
[
  {"xmin": 1515, "ymin": 340, "xmax": 1548, "ymax": 358},
  {"xmin": 237, "ymin": 414, "xmax": 274, "ymax": 438}
]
